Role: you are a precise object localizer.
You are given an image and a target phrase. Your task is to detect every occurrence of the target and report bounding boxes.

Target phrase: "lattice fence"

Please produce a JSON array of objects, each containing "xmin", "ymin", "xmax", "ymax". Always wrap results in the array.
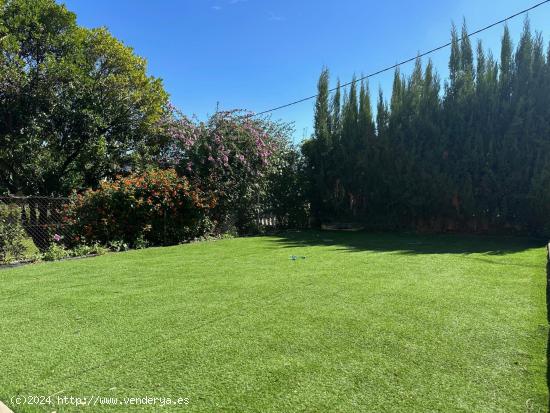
[{"xmin": 0, "ymin": 196, "xmax": 69, "ymax": 250}]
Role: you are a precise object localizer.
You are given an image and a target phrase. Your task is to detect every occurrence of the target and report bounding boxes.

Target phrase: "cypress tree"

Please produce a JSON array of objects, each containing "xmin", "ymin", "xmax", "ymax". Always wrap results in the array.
[
  {"xmin": 460, "ymin": 20, "xmax": 475, "ymax": 94},
  {"xmin": 376, "ymin": 88, "xmax": 389, "ymax": 138},
  {"xmin": 314, "ymin": 68, "xmax": 331, "ymax": 148},
  {"xmin": 330, "ymin": 79, "xmax": 342, "ymax": 140},
  {"xmin": 390, "ymin": 68, "xmax": 404, "ymax": 114},
  {"xmin": 302, "ymin": 19, "xmax": 550, "ymax": 235},
  {"xmin": 500, "ymin": 24, "xmax": 513, "ymax": 105},
  {"xmin": 304, "ymin": 68, "xmax": 332, "ymax": 222},
  {"xmin": 460, "ymin": 20, "xmax": 474, "ymax": 76},
  {"xmin": 449, "ymin": 23, "xmax": 461, "ymax": 93},
  {"xmin": 358, "ymin": 80, "xmax": 375, "ymax": 141}
]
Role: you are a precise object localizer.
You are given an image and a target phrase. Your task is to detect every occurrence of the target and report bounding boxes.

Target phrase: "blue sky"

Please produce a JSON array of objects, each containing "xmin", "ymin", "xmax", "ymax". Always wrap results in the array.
[{"xmin": 61, "ymin": 0, "xmax": 550, "ymax": 142}]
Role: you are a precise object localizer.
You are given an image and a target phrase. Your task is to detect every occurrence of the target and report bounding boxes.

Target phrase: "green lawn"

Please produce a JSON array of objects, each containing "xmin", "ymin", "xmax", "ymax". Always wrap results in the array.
[{"xmin": 0, "ymin": 231, "xmax": 548, "ymax": 412}]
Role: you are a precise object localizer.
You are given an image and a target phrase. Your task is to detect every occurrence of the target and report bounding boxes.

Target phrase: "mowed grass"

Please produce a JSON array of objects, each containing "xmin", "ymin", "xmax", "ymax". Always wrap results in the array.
[{"xmin": 0, "ymin": 231, "xmax": 548, "ymax": 412}]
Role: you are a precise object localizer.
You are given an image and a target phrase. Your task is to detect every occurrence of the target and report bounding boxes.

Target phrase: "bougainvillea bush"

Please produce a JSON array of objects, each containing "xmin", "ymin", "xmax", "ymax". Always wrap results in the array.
[
  {"xmin": 160, "ymin": 108, "xmax": 304, "ymax": 232},
  {"xmin": 64, "ymin": 169, "xmax": 215, "ymax": 247},
  {"xmin": 62, "ymin": 108, "xmax": 309, "ymax": 248}
]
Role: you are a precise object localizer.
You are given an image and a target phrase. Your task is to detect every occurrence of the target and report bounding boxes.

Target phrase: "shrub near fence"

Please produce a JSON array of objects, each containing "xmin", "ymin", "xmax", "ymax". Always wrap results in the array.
[
  {"xmin": 0, "ymin": 171, "xmax": 303, "ymax": 260},
  {"xmin": 0, "ymin": 196, "xmax": 68, "ymax": 250},
  {"xmin": 63, "ymin": 169, "xmax": 216, "ymax": 248}
]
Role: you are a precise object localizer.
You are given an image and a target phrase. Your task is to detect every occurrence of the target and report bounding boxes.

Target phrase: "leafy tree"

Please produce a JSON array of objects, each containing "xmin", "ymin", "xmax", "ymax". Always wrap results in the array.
[{"xmin": 0, "ymin": 0, "xmax": 168, "ymax": 195}]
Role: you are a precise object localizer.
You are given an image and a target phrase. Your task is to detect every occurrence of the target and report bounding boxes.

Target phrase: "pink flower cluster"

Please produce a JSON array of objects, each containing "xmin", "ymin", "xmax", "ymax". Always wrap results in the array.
[{"xmin": 164, "ymin": 107, "xmax": 277, "ymax": 175}]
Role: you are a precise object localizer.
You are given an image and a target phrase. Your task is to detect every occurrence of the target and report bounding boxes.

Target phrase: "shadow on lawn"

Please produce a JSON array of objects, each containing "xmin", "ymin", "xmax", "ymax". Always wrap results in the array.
[
  {"xmin": 273, "ymin": 230, "xmax": 543, "ymax": 255},
  {"xmin": 275, "ymin": 230, "xmax": 549, "ymax": 404}
]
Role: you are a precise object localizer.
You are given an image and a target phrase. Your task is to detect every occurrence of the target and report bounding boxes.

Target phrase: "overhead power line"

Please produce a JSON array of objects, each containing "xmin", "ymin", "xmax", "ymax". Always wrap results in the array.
[{"xmin": 249, "ymin": 0, "xmax": 550, "ymax": 118}]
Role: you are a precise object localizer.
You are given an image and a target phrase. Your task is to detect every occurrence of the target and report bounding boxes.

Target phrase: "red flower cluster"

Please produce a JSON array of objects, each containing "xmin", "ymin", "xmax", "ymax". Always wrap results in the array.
[{"xmin": 63, "ymin": 169, "xmax": 216, "ymax": 247}]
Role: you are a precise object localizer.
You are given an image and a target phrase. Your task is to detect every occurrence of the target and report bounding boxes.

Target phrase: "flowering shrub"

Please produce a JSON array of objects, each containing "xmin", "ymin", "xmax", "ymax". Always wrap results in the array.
[
  {"xmin": 63, "ymin": 169, "xmax": 215, "ymax": 247},
  {"xmin": 160, "ymin": 108, "xmax": 297, "ymax": 232}
]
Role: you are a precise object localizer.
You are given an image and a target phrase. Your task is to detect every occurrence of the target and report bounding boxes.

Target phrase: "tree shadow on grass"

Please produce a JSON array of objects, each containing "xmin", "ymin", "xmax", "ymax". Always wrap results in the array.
[
  {"xmin": 274, "ymin": 229, "xmax": 549, "ymax": 404},
  {"xmin": 272, "ymin": 229, "xmax": 544, "ymax": 256}
]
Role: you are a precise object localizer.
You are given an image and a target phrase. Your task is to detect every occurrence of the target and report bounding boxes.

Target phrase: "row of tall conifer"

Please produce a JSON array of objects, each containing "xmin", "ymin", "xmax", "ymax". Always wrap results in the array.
[{"xmin": 303, "ymin": 19, "xmax": 550, "ymax": 234}]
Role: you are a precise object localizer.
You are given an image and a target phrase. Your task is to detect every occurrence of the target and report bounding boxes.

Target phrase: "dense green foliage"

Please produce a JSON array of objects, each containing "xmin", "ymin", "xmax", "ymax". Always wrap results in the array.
[
  {"xmin": 161, "ymin": 109, "xmax": 306, "ymax": 233},
  {"xmin": 305, "ymin": 20, "xmax": 550, "ymax": 235},
  {"xmin": 6, "ymin": 0, "xmax": 550, "ymax": 240},
  {"xmin": 263, "ymin": 146, "xmax": 309, "ymax": 228},
  {"xmin": 0, "ymin": 203, "xmax": 109, "ymax": 264},
  {"xmin": 1, "ymin": 232, "xmax": 546, "ymax": 412},
  {"xmin": 0, "ymin": 203, "xmax": 39, "ymax": 262},
  {"xmin": 0, "ymin": 0, "xmax": 305, "ymax": 246},
  {"xmin": 61, "ymin": 108, "xmax": 307, "ymax": 246},
  {"xmin": 0, "ymin": 0, "xmax": 168, "ymax": 196},
  {"xmin": 63, "ymin": 169, "xmax": 214, "ymax": 247}
]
